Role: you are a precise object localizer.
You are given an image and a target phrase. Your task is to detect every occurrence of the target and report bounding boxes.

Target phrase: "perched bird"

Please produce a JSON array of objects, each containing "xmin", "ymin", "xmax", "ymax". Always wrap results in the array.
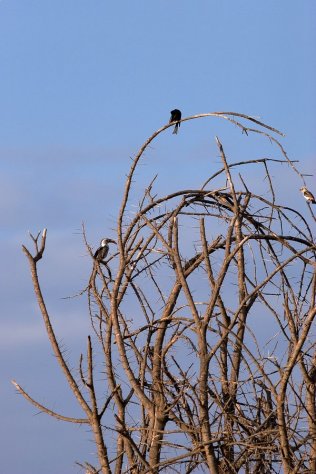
[
  {"xmin": 309, "ymin": 365, "xmax": 316, "ymax": 384},
  {"xmin": 169, "ymin": 109, "xmax": 182, "ymax": 134},
  {"xmin": 94, "ymin": 238, "xmax": 116, "ymax": 262},
  {"xmin": 300, "ymin": 187, "xmax": 316, "ymax": 204}
]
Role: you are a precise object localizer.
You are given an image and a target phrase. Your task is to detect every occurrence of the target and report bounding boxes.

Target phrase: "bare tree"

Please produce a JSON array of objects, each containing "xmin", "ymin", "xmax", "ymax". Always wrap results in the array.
[{"xmin": 13, "ymin": 112, "xmax": 316, "ymax": 473}]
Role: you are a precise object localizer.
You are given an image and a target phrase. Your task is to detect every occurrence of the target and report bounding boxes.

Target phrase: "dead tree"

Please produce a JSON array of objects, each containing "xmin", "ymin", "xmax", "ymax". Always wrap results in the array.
[{"xmin": 13, "ymin": 112, "xmax": 316, "ymax": 473}]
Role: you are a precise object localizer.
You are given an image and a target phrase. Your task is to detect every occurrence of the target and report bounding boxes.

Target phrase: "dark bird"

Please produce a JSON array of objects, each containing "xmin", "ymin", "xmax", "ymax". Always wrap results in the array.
[
  {"xmin": 300, "ymin": 187, "xmax": 316, "ymax": 204},
  {"xmin": 169, "ymin": 109, "xmax": 182, "ymax": 134},
  {"xmin": 94, "ymin": 238, "xmax": 116, "ymax": 262},
  {"xmin": 309, "ymin": 365, "xmax": 316, "ymax": 384}
]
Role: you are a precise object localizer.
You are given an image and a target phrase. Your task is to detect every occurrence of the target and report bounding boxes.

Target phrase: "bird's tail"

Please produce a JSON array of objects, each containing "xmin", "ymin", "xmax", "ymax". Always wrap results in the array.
[{"xmin": 173, "ymin": 123, "xmax": 180, "ymax": 134}]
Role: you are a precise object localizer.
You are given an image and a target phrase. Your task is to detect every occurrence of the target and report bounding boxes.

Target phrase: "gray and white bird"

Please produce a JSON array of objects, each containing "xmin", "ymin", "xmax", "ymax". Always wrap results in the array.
[
  {"xmin": 300, "ymin": 187, "xmax": 316, "ymax": 204},
  {"xmin": 94, "ymin": 238, "xmax": 116, "ymax": 262},
  {"xmin": 169, "ymin": 109, "xmax": 182, "ymax": 134}
]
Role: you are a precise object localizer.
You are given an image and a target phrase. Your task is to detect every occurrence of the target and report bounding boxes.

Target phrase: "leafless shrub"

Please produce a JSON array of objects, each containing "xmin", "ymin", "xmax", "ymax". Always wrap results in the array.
[{"xmin": 14, "ymin": 113, "xmax": 316, "ymax": 473}]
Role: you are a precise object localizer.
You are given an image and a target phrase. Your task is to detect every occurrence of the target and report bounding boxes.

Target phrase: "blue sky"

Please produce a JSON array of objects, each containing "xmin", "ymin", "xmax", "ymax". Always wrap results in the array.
[{"xmin": 0, "ymin": 1, "xmax": 315, "ymax": 473}]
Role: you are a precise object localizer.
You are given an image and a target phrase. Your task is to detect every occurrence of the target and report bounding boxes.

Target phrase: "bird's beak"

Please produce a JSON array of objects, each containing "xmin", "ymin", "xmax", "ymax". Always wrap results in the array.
[{"xmin": 109, "ymin": 239, "xmax": 116, "ymax": 244}]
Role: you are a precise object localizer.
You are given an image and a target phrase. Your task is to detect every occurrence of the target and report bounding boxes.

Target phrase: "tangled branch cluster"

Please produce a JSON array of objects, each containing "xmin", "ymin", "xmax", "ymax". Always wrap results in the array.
[{"xmin": 15, "ymin": 113, "xmax": 316, "ymax": 473}]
